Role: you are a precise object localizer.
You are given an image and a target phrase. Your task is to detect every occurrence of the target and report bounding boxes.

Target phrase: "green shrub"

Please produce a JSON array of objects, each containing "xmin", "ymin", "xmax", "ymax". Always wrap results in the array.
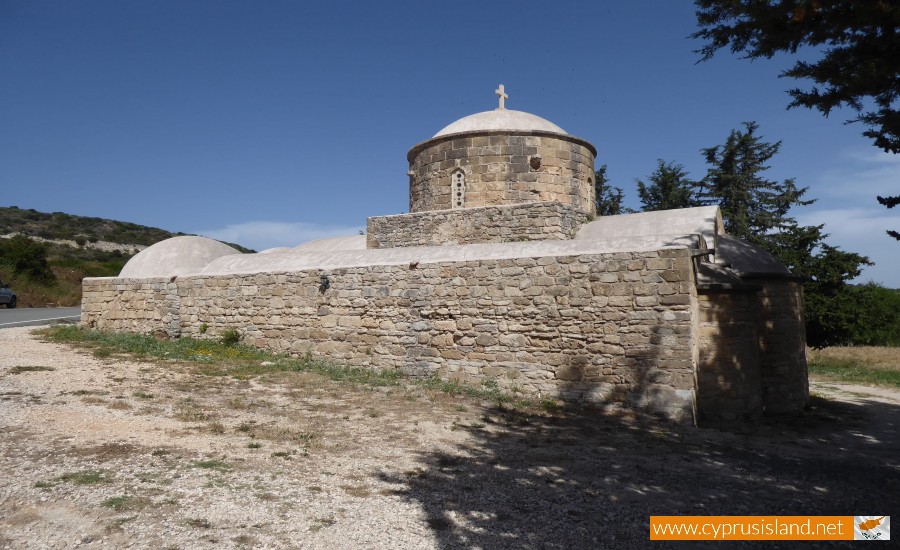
[
  {"xmin": 219, "ymin": 329, "xmax": 241, "ymax": 346},
  {"xmin": 0, "ymin": 235, "xmax": 56, "ymax": 284}
]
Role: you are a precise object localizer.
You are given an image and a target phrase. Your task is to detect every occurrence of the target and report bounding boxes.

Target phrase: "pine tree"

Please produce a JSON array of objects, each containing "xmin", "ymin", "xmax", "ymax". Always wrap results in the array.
[
  {"xmin": 594, "ymin": 165, "xmax": 627, "ymax": 216},
  {"xmin": 695, "ymin": 122, "xmax": 813, "ymax": 249},
  {"xmin": 636, "ymin": 160, "xmax": 699, "ymax": 212},
  {"xmin": 877, "ymin": 195, "xmax": 899, "ymax": 240},
  {"xmin": 693, "ymin": 0, "xmax": 899, "ymax": 243},
  {"xmin": 695, "ymin": 121, "xmax": 872, "ymax": 346},
  {"xmin": 693, "ymin": 0, "xmax": 900, "ymax": 154}
]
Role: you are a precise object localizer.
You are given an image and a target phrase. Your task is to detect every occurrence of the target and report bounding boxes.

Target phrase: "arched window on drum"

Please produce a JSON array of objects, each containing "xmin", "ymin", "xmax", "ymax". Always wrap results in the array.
[{"xmin": 451, "ymin": 169, "xmax": 466, "ymax": 209}]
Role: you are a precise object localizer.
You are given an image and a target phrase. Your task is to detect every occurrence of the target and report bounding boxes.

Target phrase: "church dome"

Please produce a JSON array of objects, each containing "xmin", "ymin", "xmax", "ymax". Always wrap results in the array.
[
  {"xmin": 433, "ymin": 109, "xmax": 567, "ymax": 137},
  {"xmin": 119, "ymin": 236, "xmax": 241, "ymax": 278}
]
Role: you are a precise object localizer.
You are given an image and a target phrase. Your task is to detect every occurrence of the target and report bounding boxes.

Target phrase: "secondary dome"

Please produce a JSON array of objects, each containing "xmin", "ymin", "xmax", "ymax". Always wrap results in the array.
[
  {"xmin": 119, "ymin": 236, "xmax": 241, "ymax": 278},
  {"xmin": 433, "ymin": 109, "xmax": 567, "ymax": 138}
]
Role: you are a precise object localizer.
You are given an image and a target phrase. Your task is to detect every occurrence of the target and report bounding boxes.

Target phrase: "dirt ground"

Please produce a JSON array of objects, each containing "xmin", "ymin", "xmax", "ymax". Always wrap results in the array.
[{"xmin": 1, "ymin": 326, "xmax": 898, "ymax": 549}]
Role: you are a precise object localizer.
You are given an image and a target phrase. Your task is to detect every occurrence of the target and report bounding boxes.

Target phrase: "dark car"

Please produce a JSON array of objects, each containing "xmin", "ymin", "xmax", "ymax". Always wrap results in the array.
[{"xmin": 0, "ymin": 280, "xmax": 16, "ymax": 308}]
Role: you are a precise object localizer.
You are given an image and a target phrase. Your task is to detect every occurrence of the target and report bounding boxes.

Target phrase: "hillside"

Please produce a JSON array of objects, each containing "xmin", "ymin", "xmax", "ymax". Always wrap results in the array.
[
  {"xmin": 0, "ymin": 206, "xmax": 253, "ymax": 307},
  {"xmin": 0, "ymin": 206, "xmax": 181, "ymax": 246}
]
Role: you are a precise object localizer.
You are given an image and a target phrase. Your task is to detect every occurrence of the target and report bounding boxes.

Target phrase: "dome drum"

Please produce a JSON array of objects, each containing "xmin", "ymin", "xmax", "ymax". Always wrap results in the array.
[{"xmin": 407, "ymin": 130, "xmax": 596, "ymax": 214}]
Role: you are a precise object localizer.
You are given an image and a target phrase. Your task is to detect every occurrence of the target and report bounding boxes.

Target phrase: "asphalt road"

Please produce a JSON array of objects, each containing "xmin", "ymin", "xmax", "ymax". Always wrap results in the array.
[{"xmin": 0, "ymin": 307, "xmax": 81, "ymax": 329}]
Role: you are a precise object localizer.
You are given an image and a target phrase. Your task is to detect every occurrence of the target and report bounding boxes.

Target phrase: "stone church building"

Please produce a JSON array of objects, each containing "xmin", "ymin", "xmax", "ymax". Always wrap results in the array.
[{"xmin": 81, "ymin": 87, "xmax": 808, "ymax": 426}]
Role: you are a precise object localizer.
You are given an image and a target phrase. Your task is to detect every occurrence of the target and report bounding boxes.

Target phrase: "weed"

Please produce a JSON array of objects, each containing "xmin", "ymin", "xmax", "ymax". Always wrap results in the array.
[
  {"xmin": 219, "ymin": 329, "xmax": 241, "ymax": 346},
  {"xmin": 9, "ymin": 366, "xmax": 55, "ymax": 374},
  {"xmin": 192, "ymin": 459, "xmax": 230, "ymax": 471},
  {"xmin": 174, "ymin": 400, "xmax": 211, "ymax": 422},
  {"xmin": 108, "ymin": 400, "xmax": 131, "ymax": 410},
  {"xmin": 310, "ymin": 517, "xmax": 335, "ymax": 532},
  {"xmin": 227, "ymin": 397, "xmax": 251, "ymax": 410},
  {"xmin": 341, "ymin": 485, "xmax": 372, "ymax": 498},
  {"xmin": 184, "ymin": 518, "xmax": 212, "ymax": 529},
  {"xmin": 71, "ymin": 389, "xmax": 106, "ymax": 396},
  {"xmin": 205, "ymin": 421, "xmax": 226, "ymax": 435},
  {"xmin": 40, "ymin": 326, "xmax": 538, "ymax": 410},
  {"xmin": 101, "ymin": 495, "xmax": 148, "ymax": 511},
  {"xmin": 58, "ymin": 470, "xmax": 107, "ymax": 485},
  {"xmin": 34, "ymin": 480, "xmax": 55, "ymax": 489},
  {"xmin": 133, "ymin": 391, "xmax": 154, "ymax": 399},
  {"xmin": 271, "ymin": 450, "xmax": 293, "ymax": 459},
  {"xmin": 247, "ymin": 442, "xmax": 262, "ymax": 449},
  {"xmin": 199, "ymin": 323, "xmax": 208, "ymax": 334},
  {"xmin": 93, "ymin": 347, "xmax": 113, "ymax": 358},
  {"xmin": 108, "ymin": 515, "xmax": 138, "ymax": 530},
  {"xmin": 540, "ymin": 398, "xmax": 562, "ymax": 411},
  {"xmin": 150, "ymin": 449, "xmax": 170, "ymax": 457}
]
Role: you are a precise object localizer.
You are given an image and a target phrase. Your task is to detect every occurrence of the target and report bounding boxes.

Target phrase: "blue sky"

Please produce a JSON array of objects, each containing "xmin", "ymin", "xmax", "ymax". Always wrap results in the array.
[{"xmin": 2, "ymin": 1, "xmax": 897, "ymax": 286}]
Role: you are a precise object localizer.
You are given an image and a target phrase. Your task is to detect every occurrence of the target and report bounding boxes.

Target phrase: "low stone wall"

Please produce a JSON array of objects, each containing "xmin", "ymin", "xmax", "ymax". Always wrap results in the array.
[
  {"xmin": 81, "ymin": 248, "xmax": 698, "ymax": 422},
  {"xmin": 81, "ymin": 278, "xmax": 180, "ymax": 337},
  {"xmin": 366, "ymin": 202, "xmax": 587, "ymax": 248}
]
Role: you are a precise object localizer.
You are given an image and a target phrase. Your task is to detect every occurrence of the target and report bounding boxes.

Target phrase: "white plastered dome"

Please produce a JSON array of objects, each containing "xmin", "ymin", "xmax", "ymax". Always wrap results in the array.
[
  {"xmin": 119, "ymin": 236, "xmax": 241, "ymax": 278},
  {"xmin": 433, "ymin": 109, "xmax": 567, "ymax": 137}
]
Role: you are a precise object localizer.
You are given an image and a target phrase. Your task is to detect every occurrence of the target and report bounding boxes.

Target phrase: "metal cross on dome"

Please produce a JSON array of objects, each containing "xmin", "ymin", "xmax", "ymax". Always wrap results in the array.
[{"xmin": 495, "ymin": 84, "xmax": 508, "ymax": 110}]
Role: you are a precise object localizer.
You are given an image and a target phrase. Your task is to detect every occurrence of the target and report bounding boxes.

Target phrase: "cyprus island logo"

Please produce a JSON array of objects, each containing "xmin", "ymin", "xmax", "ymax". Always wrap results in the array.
[{"xmin": 855, "ymin": 516, "xmax": 890, "ymax": 541}]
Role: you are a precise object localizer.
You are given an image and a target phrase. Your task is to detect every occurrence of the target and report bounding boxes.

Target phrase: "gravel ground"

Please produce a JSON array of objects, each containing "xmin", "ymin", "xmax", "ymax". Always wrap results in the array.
[{"xmin": 1, "ymin": 326, "xmax": 898, "ymax": 549}]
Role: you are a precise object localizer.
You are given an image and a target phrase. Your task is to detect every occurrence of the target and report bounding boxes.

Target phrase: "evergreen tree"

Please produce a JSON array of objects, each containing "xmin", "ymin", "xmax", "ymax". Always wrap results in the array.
[
  {"xmin": 693, "ymin": 0, "xmax": 899, "ymax": 242},
  {"xmin": 594, "ymin": 165, "xmax": 627, "ymax": 216},
  {"xmin": 693, "ymin": 0, "xmax": 900, "ymax": 154},
  {"xmin": 765, "ymin": 223, "xmax": 872, "ymax": 347},
  {"xmin": 636, "ymin": 160, "xmax": 699, "ymax": 211},
  {"xmin": 877, "ymin": 195, "xmax": 899, "ymax": 240},
  {"xmin": 695, "ymin": 122, "xmax": 872, "ymax": 347},
  {"xmin": 695, "ymin": 122, "xmax": 813, "ymax": 249}
]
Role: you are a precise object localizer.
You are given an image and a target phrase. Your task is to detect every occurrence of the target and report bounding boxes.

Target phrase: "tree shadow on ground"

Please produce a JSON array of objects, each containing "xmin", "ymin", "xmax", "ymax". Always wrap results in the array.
[{"xmin": 379, "ymin": 395, "xmax": 898, "ymax": 549}]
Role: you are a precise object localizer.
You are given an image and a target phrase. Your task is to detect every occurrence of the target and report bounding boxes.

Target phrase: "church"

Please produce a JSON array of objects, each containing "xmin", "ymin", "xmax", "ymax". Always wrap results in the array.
[{"xmin": 81, "ymin": 86, "xmax": 808, "ymax": 426}]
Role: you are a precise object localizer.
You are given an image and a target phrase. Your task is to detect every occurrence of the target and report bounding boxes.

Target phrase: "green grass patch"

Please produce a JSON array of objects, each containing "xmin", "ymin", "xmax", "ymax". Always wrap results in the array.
[
  {"xmin": 9, "ymin": 366, "xmax": 55, "ymax": 374},
  {"xmin": 42, "ymin": 326, "xmax": 536, "ymax": 409},
  {"xmin": 417, "ymin": 376, "xmax": 526, "ymax": 406},
  {"xmin": 808, "ymin": 356, "xmax": 900, "ymax": 388},
  {"xmin": 101, "ymin": 495, "xmax": 148, "ymax": 511},
  {"xmin": 42, "ymin": 325, "xmax": 401, "ymax": 385},
  {"xmin": 192, "ymin": 459, "xmax": 230, "ymax": 471},
  {"xmin": 58, "ymin": 470, "xmax": 108, "ymax": 485}
]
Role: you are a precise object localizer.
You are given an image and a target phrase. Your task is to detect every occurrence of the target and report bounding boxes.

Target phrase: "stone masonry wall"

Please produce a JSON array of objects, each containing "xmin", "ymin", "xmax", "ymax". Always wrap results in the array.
[
  {"xmin": 407, "ymin": 132, "xmax": 596, "ymax": 214},
  {"xmin": 696, "ymin": 289, "xmax": 763, "ymax": 425},
  {"xmin": 81, "ymin": 248, "xmax": 698, "ymax": 422},
  {"xmin": 80, "ymin": 277, "xmax": 181, "ymax": 337},
  {"xmin": 695, "ymin": 279, "xmax": 808, "ymax": 425},
  {"xmin": 757, "ymin": 280, "xmax": 808, "ymax": 414},
  {"xmin": 366, "ymin": 202, "xmax": 588, "ymax": 249}
]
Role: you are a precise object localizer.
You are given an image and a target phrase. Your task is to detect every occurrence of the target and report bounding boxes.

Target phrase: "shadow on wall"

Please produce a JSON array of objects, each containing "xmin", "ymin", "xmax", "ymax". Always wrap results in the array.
[
  {"xmin": 379, "ymin": 395, "xmax": 898, "ymax": 548},
  {"xmin": 696, "ymin": 285, "xmax": 766, "ymax": 427},
  {"xmin": 695, "ymin": 273, "xmax": 809, "ymax": 427},
  {"xmin": 553, "ymin": 321, "xmax": 690, "ymax": 424}
]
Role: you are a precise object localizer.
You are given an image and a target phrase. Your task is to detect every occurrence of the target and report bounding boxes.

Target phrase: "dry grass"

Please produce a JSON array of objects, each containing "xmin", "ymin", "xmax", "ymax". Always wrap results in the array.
[
  {"xmin": 808, "ymin": 346, "xmax": 900, "ymax": 388},
  {"xmin": 808, "ymin": 346, "xmax": 900, "ymax": 372}
]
